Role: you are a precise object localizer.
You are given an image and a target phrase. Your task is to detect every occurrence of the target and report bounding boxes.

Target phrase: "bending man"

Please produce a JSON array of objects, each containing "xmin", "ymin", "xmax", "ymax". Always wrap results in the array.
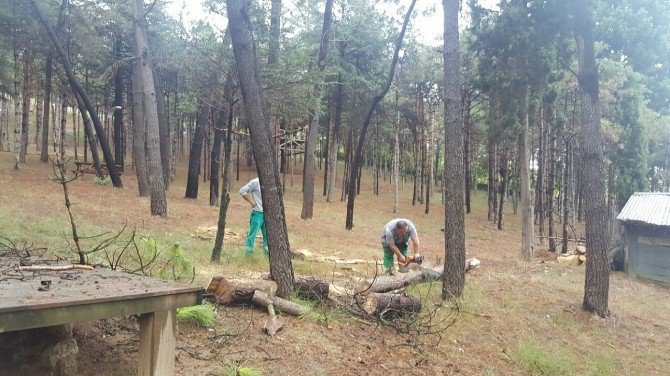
[
  {"xmin": 381, "ymin": 218, "xmax": 421, "ymax": 274},
  {"xmin": 240, "ymin": 178, "xmax": 268, "ymax": 256}
]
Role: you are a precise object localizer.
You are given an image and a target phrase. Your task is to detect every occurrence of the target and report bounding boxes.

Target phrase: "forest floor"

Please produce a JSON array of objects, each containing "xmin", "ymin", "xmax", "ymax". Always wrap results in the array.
[{"xmin": 1, "ymin": 150, "xmax": 669, "ymax": 376}]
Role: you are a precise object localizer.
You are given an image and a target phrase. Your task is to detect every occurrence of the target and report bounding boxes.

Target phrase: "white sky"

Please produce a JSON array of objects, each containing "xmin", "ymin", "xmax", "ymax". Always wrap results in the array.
[{"xmin": 165, "ymin": 0, "xmax": 499, "ymax": 46}]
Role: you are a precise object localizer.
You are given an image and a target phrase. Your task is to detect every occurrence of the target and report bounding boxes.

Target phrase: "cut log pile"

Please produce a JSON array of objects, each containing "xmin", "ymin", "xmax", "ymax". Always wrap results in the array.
[
  {"xmin": 206, "ymin": 257, "xmax": 481, "ymax": 335},
  {"xmin": 556, "ymin": 246, "xmax": 587, "ymax": 266}
]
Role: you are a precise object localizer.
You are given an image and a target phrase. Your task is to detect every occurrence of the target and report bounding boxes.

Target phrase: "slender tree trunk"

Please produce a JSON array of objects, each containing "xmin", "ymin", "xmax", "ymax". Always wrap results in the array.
[
  {"xmin": 498, "ymin": 151, "xmax": 509, "ymax": 230},
  {"xmin": 519, "ymin": 85, "xmax": 534, "ymax": 261},
  {"xmin": 72, "ymin": 91, "xmax": 104, "ymax": 178},
  {"xmin": 35, "ymin": 83, "xmax": 43, "ymax": 151},
  {"xmin": 546, "ymin": 99, "xmax": 557, "ymax": 252},
  {"xmin": 59, "ymin": 97, "xmax": 67, "ymax": 156},
  {"xmin": 210, "ymin": 109, "xmax": 225, "ymax": 206},
  {"xmin": 464, "ymin": 91, "xmax": 472, "ymax": 214},
  {"xmin": 131, "ymin": 61, "xmax": 150, "ymax": 196},
  {"xmin": 13, "ymin": 48, "xmax": 22, "ymax": 170},
  {"xmin": 113, "ymin": 38, "xmax": 125, "ymax": 167},
  {"xmin": 326, "ymin": 71, "xmax": 343, "ymax": 202},
  {"xmin": 30, "ymin": 0, "xmax": 122, "ymax": 187},
  {"xmin": 185, "ymin": 104, "xmax": 207, "ymax": 199},
  {"xmin": 20, "ymin": 52, "xmax": 32, "ymax": 163},
  {"xmin": 536, "ymin": 105, "xmax": 545, "ymax": 243},
  {"xmin": 153, "ymin": 68, "xmax": 170, "ymax": 189},
  {"xmin": 487, "ymin": 98, "xmax": 497, "ymax": 221},
  {"xmin": 345, "ymin": 0, "xmax": 416, "ymax": 229},
  {"xmin": 212, "ymin": 97, "xmax": 235, "ymax": 262},
  {"xmin": 393, "ymin": 87, "xmax": 400, "ymax": 213},
  {"xmin": 301, "ymin": 0, "xmax": 334, "ymax": 219},
  {"xmin": 442, "ymin": 0, "xmax": 466, "ymax": 299},
  {"xmin": 562, "ymin": 137, "xmax": 571, "ymax": 254},
  {"xmin": 228, "ymin": 0, "xmax": 295, "ymax": 297}
]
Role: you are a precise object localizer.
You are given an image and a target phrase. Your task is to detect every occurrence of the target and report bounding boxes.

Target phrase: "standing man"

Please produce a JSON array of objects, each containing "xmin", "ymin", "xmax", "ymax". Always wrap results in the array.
[
  {"xmin": 240, "ymin": 178, "xmax": 268, "ymax": 256},
  {"xmin": 381, "ymin": 219, "xmax": 421, "ymax": 274}
]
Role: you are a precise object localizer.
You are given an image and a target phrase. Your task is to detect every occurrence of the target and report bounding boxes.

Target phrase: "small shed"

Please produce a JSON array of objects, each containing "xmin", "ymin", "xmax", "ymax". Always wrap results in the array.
[{"xmin": 617, "ymin": 192, "xmax": 670, "ymax": 284}]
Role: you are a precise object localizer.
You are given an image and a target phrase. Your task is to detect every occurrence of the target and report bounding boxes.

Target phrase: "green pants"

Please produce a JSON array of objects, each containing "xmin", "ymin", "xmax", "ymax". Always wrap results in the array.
[
  {"xmin": 383, "ymin": 243, "xmax": 408, "ymax": 270},
  {"xmin": 245, "ymin": 210, "xmax": 268, "ymax": 255}
]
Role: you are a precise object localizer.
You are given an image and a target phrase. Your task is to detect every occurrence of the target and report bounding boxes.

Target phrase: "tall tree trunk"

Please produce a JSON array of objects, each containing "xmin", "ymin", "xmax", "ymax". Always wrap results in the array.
[
  {"xmin": 71, "ymin": 91, "xmax": 104, "ymax": 178},
  {"xmin": 131, "ymin": 63, "xmax": 149, "ymax": 196},
  {"xmin": 12, "ymin": 48, "xmax": 22, "ymax": 170},
  {"xmin": 301, "ymin": 0, "xmax": 334, "ymax": 219},
  {"xmin": 497, "ymin": 150, "xmax": 509, "ymax": 230},
  {"xmin": 212, "ymin": 95, "xmax": 235, "ymax": 262},
  {"xmin": 345, "ymin": 0, "xmax": 416, "ymax": 229},
  {"xmin": 113, "ymin": 37, "xmax": 125, "ymax": 167},
  {"xmin": 210, "ymin": 109, "xmax": 225, "ymax": 206},
  {"xmin": 30, "ymin": 0, "xmax": 122, "ymax": 187},
  {"xmin": 35, "ymin": 82, "xmax": 43, "ymax": 151},
  {"xmin": 573, "ymin": 0, "xmax": 610, "ymax": 315},
  {"xmin": 227, "ymin": 0, "xmax": 294, "ymax": 297},
  {"xmin": 185, "ymin": 104, "xmax": 207, "ymax": 199},
  {"xmin": 59, "ymin": 97, "xmax": 67, "ymax": 156},
  {"xmin": 562, "ymin": 137, "xmax": 571, "ymax": 254},
  {"xmin": 442, "ymin": 0, "xmax": 466, "ymax": 299},
  {"xmin": 464, "ymin": 91, "xmax": 472, "ymax": 214},
  {"xmin": 535, "ymin": 105, "xmax": 545, "ymax": 243},
  {"xmin": 326, "ymin": 70, "xmax": 343, "ymax": 202},
  {"xmin": 519, "ymin": 85, "xmax": 534, "ymax": 261},
  {"xmin": 393, "ymin": 87, "xmax": 400, "ymax": 213},
  {"xmin": 487, "ymin": 98, "xmax": 498, "ymax": 221},
  {"xmin": 131, "ymin": 0, "xmax": 168, "ymax": 217},
  {"xmin": 153, "ymin": 68, "xmax": 170, "ymax": 189},
  {"xmin": 546, "ymin": 99, "xmax": 557, "ymax": 252},
  {"xmin": 20, "ymin": 51, "xmax": 32, "ymax": 163}
]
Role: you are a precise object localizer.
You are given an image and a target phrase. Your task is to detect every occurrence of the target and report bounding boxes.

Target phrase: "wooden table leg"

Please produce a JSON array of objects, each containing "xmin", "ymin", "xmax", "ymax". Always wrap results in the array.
[{"xmin": 138, "ymin": 309, "xmax": 176, "ymax": 375}]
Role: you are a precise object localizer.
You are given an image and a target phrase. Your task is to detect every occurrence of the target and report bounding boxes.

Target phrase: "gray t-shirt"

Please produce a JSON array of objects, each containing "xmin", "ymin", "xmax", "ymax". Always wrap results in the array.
[
  {"xmin": 239, "ymin": 178, "xmax": 263, "ymax": 212},
  {"xmin": 380, "ymin": 218, "xmax": 418, "ymax": 246}
]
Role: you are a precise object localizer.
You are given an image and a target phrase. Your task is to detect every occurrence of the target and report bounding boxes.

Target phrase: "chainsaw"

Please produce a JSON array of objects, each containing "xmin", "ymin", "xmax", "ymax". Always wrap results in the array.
[{"xmin": 402, "ymin": 255, "xmax": 441, "ymax": 278}]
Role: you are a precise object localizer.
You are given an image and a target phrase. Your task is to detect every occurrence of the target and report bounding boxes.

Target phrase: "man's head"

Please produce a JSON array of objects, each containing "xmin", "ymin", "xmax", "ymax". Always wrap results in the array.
[{"xmin": 394, "ymin": 220, "xmax": 409, "ymax": 237}]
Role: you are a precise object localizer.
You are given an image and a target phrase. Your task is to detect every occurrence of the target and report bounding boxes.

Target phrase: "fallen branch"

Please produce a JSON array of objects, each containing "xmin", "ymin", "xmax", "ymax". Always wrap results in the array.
[
  {"xmin": 251, "ymin": 290, "xmax": 309, "ymax": 317},
  {"xmin": 14, "ymin": 264, "xmax": 94, "ymax": 272}
]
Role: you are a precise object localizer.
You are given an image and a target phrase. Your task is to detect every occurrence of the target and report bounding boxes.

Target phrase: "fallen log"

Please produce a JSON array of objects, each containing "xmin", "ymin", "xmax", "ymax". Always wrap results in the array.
[
  {"xmin": 14, "ymin": 264, "xmax": 94, "ymax": 272},
  {"xmin": 294, "ymin": 276, "xmax": 350, "ymax": 301},
  {"xmin": 363, "ymin": 258, "xmax": 480, "ymax": 294},
  {"xmin": 251, "ymin": 290, "xmax": 309, "ymax": 317},
  {"xmin": 206, "ymin": 277, "xmax": 276, "ymax": 304},
  {"xmin": 363, "ymin": 293, "xmax": 422, "ymax": 318}
]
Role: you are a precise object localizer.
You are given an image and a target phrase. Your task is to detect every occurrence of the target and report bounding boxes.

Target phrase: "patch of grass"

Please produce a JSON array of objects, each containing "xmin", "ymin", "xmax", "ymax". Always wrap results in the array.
[
  {"xmin": 92, "ymin": 176, "xmax": 111, "ymax": 186},
  {"xmin": 512, "ymin": 342, "xmax": 575, "ymax": 375},
  {"xmin": 550, "ymin": 312, "xmax": 581, "ymax": 333},
  {"xmin": 176, "ymin": 304, "xmax": 216, "ymax": 326},
  {"xmin": 587, "ymin": 355, "xmax": 615, "ymax": 376},
  {"xmin": 222, "ymin": 362, "xmax": 263, "ymax": 376}
]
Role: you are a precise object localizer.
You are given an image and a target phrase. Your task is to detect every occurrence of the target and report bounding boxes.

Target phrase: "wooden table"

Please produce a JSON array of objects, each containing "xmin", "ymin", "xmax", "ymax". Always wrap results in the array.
[{"xmin": 0, "ymin": 256, "xmax": 203, "ymax": 375}]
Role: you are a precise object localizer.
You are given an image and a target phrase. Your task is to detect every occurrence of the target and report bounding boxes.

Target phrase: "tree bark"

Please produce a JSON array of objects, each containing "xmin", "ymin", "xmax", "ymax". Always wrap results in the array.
[
  {"xmin": 132, "ymin": 0, "xmax": 168, "ymax": 216},
  {"xmin": 185, "ymin": 104, "xmax": 207, "ymax": 199},
  {"xmin": 546, "ymin": 99, "xmax": 557, "ymax": 252},
  {"xmin": 345, "ymin": 0, "xmax": 416, "ymax": 229},
  {"xmin": 519, "ymin": 85, "xmax": 534, "ymax": 261},
  {"xmin": 212, "ymin": 94, "xmax": 234, "ymax": 262},
  {"xmin": 442, "ymin": 0, "xmax": 466, "ymax": 299},
  {"xmin": 209, "ymin": 110, "xmax": 224, "ymax": 206},
  {"xmin": 227, "ymin": 0, "xmax": 295, "ymax": 298},
  {"xmin": 573, "ymin": 0, "xmax": 610, "ymax": 317},
  {"xmin": 72, "ymin": 90, "xmax": 105, "ymax": 178},
  {"xmin": 393, "ymin": 87, "xmax": 400, "ymax": 213},
  {"xmin": 326, "ymin": 69, "xmax": 343, "ymax": 202},
  {"xmin": 12, "ymin": 47, "xmax": 22, "ymax": 170},
  {"xmin": 131, "ymin": 60, "xmax": 150, "ymax": 197},
  {"xmin": 20, "ymin": 51, "xmax": 32, "ymax": 164},
  {"xmin": 153, "ymin": 68, "xmax": 171, "ymax": 189},
  {"xmin": 301, "ymin": 0, "xmax": 334, "ymax": 219},
  {"xmin": 29, "ymin": 0, "xmax": 122, "ymax": 187},
  {"xmin": 113, "ymin": 37, "xmax": 125, "ymax": 167}
]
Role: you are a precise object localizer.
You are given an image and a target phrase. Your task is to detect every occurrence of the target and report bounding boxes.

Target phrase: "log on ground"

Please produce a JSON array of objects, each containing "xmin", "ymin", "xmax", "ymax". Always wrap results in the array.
[
  {"xmin": 363, "ymin": 293, "xmax": 422, "ymax": 318},
  {"xmin": 251, "ymin": 290, "xmax": 309, "ymax": 317},
  {"xmin": 206, "ymin": 276, "xmax": 276, "ymax": 304}
]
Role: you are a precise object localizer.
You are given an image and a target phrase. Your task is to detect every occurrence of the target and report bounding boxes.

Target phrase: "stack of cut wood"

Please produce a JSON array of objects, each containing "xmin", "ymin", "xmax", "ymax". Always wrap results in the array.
[
  {"xmin": 556, "ymin": 246, "xmax": 587, "ymax": 266},
  {"xmin": 205, "ymin": 257, "xmax": 481, "ymax": 335}
]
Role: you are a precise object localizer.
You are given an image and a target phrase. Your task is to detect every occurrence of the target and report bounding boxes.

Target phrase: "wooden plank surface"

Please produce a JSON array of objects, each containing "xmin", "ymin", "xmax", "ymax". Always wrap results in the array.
[{"xmin": 0, "ymin": 255, "xmax": 202, "ymax": 314}]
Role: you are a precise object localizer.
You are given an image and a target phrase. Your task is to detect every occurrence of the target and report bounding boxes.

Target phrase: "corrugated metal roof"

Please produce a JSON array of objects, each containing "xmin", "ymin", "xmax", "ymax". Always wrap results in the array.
[{"xmin": 617, "ymin": 192, "xmax": 670, "ymax": 227}]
